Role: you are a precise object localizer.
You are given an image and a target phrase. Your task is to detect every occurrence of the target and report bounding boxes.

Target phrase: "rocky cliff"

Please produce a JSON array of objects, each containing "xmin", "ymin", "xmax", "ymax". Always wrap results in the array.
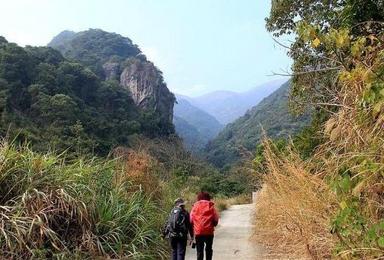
[
  {"xmin": 120, "ymin": 58, "xmax": 175, "ymax": 123},
  {"xmin": 48, "ymin": 29, "xmax": 175, "ymax": 128}
]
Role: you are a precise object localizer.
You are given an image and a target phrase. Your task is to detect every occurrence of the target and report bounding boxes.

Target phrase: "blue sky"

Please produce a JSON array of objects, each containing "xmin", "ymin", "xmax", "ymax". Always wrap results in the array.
[{"xmin": 0, "ymin": 0, "xmax": 292, "ymax": 96}]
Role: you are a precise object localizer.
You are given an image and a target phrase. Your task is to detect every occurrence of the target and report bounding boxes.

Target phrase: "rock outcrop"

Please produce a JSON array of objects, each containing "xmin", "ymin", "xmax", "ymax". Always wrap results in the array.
[
  {"xmin": 48, "ymin": 29, "xmax": 175, "ymax": 129},
  {"xmin": 120, "ymin": 58, "xmax": 175, "ymax": 124}
]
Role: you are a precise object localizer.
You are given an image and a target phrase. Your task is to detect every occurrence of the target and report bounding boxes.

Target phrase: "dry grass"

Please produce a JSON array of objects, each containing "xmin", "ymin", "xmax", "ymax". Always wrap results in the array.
[
  {"xmin": 114, "ymin": 147, "xmax": 162, "ymax": 198},
  {"xmin": 215, "ymin": 198, "xmax": 230, "ymax": 212},
  {"xmin": 253, "ymin": 141, "xmax": 338, "ymax": 259},
  {"xmin": 227, "ymin": 193, "xmax": 252, "ymax": 205}
]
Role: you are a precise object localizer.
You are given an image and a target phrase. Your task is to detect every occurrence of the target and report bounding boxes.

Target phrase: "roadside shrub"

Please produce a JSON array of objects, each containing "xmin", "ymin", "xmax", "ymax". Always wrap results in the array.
[{"xmin": 0, "ymin": 141, "xmax": 167, "ymax": 259}]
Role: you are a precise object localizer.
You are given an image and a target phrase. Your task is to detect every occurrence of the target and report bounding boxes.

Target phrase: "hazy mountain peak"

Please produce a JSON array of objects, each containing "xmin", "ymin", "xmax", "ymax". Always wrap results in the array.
[
  {"xmin": 48, "ymin": 30, "xmax": 75, "ymax": 47},
  {"xmin": 178, "ymin": 79, "xmax": 287, "ymax": 124}
]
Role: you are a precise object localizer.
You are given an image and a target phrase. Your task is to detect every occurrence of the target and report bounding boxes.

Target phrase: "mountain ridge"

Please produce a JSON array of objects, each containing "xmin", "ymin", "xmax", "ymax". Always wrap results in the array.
[
  {"xmin": 177, "ymin": 79, "xmax": 286, "ymax": 124},
  {"xmin": 205, "ymin": 81, "xmax": 311, "ymax": 168}
]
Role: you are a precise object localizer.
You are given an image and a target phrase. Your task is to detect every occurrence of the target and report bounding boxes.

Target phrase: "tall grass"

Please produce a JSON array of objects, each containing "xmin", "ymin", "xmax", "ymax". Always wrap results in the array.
[
  {"xmin": 253, "ymin": 141, "xmax": 338, "ymax": 259},
  {"xmin": 0, "ymin": 141, "xmax": 167, "ymax": 259}
]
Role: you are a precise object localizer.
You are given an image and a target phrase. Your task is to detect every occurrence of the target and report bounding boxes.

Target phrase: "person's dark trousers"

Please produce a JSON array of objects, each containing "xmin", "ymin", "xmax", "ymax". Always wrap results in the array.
[
  {"xmin": 195, "ymin": 235, "xmax": 214, "ymax": 260},
  {"xmin": 170, "ymin": 237, "xmax": 187, "ymax": 260}
]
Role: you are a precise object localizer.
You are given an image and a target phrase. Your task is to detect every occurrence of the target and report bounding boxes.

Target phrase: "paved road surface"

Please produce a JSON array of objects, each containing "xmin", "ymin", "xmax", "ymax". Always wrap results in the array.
[{"xmin": 186, "ymin": 204, "xmax": 264, "ymax": 260}]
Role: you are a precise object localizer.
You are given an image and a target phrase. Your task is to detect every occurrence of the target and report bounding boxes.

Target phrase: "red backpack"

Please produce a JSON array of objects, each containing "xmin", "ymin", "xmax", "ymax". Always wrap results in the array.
[{"xmin": 190, "ymin": 200, "xmax": 219, "ymax": 235}]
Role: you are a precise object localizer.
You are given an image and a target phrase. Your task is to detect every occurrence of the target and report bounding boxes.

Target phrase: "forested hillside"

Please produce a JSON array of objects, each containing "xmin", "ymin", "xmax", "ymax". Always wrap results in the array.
[
  {"xmin": 206, "ymin": 81, "xmax": 310, "ymax": 168},
  {"xmin": 174, "ymin": 97, "xmax": 223, "ymax": 152},
  {"xmin": 173, "ymin": 116, "xmax": 205, "ymax": 150},
  {"xmin": 49, "ymin": 29, "xmax": 175, "ymax": 129},
  {"xmin": 0, "ymin": 38, "xmax": 138, "ymax": 154}
]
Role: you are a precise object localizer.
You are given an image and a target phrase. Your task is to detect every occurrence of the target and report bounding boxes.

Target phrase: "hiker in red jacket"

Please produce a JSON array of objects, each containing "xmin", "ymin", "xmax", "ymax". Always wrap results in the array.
[{"xmin": 190, "ymin": 192, "xmax": 219, "ymax": 260}]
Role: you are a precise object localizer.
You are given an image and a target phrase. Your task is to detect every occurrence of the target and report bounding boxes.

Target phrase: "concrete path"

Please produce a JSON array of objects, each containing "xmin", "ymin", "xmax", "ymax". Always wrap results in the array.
[{"xmin": 186, "ymin": 204, "xmax": 264, "ymax": 260}]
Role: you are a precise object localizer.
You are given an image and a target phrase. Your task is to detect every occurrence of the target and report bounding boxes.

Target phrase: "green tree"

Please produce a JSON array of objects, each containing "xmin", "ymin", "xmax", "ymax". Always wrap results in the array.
[{"xmin": 267, "ymin": 0, "xmax": 384, "ymax": 113}]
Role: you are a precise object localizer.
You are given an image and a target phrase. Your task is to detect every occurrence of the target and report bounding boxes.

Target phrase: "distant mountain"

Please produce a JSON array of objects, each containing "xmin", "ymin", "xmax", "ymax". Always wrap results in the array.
[
  {"xmin": 205, "ymin": 81, "xmax": 310, "ymax": 168},
  {"xmin": 173, "ymin": 98, "xmax": 223, "ymax": 151},
  {"xmin": 186, "ymin": 79, "xmax": 285, "ymax": 124},
  {"xmin": 47, "ymin": 30, "xmax": 76, "ymax": 49},
  {"xmin": 174, "ymin": 93, "xmax": 195, "ymax": 104}
]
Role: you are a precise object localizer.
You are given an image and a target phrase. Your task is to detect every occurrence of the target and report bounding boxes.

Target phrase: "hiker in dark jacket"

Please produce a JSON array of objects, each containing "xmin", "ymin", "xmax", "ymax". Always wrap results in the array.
[{"xmin": 163, "ymin": 198, "xmax": 193, "ymax": 260}]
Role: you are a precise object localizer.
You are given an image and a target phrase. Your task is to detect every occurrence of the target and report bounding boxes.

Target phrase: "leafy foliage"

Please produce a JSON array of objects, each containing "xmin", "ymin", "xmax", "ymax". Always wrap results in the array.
[{"xmin": 267, "ymin": 0, "xmax": 384, "ymax": 114}]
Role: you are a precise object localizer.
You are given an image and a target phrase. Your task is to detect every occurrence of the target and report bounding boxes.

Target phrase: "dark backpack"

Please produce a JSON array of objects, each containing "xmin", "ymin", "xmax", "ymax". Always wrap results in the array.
[{"xmin": 165, "ymin": 207, "xmax": 188, "ymax": 238}]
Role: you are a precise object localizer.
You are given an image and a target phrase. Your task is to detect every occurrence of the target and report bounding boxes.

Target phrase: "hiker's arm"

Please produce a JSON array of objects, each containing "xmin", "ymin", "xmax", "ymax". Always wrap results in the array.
[
  {"xmin": 161, "ymin": 219, "xmax": 169, "ymax": 238},
  {"xmin": 190, "ymin": 205, "xmax": 195, "ymax": 224},
  {"xmin": 186, "ymin": 212, "xmax": 194, "ymax": 238},
  {"xmin": 213, "ymin": 208, "xmax": 219, "ymax": 226},
  {"xmin": 161, "ymin": 213, "xmax": 171, "ymax": 238},
  {"xmin": 189, "ymin": 206, "xmax": 195, "ymax": 237}
]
